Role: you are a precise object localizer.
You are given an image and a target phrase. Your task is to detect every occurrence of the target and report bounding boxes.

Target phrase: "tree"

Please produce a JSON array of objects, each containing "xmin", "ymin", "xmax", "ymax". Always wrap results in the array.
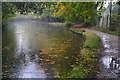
[
  {"xmin": 2, "ymin": 2, "xmax": 47, "ymax": 19},
  {"xmin": 2, "ymin": 2, "xmax": 17, "ymax": 20},
  {"xmin": 2, "ymin": 2, "xmax": 49, "ymax": 27},
  {"xmin": 51, "ymin": 2, "xmax": 97, "ymax": 24}
]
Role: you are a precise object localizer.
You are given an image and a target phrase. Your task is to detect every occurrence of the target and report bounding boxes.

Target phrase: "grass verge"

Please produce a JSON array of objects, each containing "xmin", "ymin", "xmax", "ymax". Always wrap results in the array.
[
  {"xmin": 62, "ymin": 28, "xmax": 101, "ymax": 78},
  {"xmin": 70, "ymin": 28, "xmax": 85, "ymax": 34},
  {"xmin": 92, "ymin": 27, "xmax": 120, "ymax": 36}
]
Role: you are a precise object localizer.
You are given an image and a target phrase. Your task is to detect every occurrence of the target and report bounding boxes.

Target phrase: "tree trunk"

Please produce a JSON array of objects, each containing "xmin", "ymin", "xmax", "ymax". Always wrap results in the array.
[{"xmin": 109, "ymin": 2, "xmax": 112, "ymax": 28}]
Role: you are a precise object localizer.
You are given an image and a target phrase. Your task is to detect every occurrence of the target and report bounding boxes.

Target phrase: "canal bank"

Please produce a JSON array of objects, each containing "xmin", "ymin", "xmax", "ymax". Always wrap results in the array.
[
  {"xmin": 82, "ymin": 28, "xmax": 120, "ymax": 79},
  {"xmin": 71, "ymin": 27, "xmax": 120, "ymax": 79},
  {"xmin": 62, "ymin": 28, "xmax": 101, "ymax": 78}
]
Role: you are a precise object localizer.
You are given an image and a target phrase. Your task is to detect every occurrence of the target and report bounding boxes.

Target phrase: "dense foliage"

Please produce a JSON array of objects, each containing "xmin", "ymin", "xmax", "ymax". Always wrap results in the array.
[
  {"xmin": 2, "ymin": 2, "xmax": 120, "ymax": 31},
  {"xmin": 51, "ymin": 2, "xmax": 97, "ymax": 24},
  {"xmin": 2, "ymin": 2, "xmax": 97, "ymax": 23},
  {"xmin": 2, "ymin": 2, "xmax": 48, "ymax": 27},
  {"xmin": 2, "ymin": 2, "xmax": 48, "ymax": 20}
]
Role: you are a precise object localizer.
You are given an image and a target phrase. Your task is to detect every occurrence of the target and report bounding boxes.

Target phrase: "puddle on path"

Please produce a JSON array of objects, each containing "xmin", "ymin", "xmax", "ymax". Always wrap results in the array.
[{"xmin": 83, "ymin": 28, "xmax": 120, "ymax": 78}]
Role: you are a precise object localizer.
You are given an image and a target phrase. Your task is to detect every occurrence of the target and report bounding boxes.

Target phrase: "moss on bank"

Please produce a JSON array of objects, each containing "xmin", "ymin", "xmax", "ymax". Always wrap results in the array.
[
  {"xmin": 70, "ymin": 28, "xmax": 85, "ymax": 34},
  {"xmin": 61, "ymin": 28, "xmax": 101, "ymax": 78}
]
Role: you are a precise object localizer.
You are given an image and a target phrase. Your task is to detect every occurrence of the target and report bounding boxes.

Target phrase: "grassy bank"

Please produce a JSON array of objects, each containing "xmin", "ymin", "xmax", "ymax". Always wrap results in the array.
[
  {"xmin": 92, "ymin": 27, "xmax": 120, "ymax": 36},
  {"xmin": 62, "ymin": 28, "xmax": 101, "ymax": 78}
]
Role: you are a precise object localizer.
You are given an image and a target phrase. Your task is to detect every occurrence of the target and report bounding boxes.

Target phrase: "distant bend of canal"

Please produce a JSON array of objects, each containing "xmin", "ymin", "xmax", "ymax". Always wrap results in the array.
[{"xmin": 2, "ymin": 19, "xmax": 85, "ymax": 78}]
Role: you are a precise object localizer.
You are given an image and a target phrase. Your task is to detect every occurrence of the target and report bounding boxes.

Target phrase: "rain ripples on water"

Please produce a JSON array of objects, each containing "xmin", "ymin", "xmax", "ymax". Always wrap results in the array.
[{"xmin": 2, "ymin": 19, "xmax": 85, "ymax": 78}]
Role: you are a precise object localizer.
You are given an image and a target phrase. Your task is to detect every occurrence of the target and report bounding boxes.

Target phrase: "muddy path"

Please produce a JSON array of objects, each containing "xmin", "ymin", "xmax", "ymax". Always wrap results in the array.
[{"xmin": 78, "ymin": 28, "xmax": 120, "ymax": 78}]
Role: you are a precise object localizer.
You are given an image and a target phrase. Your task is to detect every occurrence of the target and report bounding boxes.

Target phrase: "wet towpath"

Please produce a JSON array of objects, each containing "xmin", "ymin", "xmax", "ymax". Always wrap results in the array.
[{"xmin": 81, "ymin": 28, "xmax": 120, "ymax": 79}]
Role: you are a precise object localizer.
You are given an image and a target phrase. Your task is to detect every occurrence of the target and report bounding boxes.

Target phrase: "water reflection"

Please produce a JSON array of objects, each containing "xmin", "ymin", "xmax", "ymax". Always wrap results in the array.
[
  {"xmin": 85, "ymin": 29, "xmax": 120, "ymax": 78},
  {"xmin": 102, "ymin": 35, "xmax": 110, "ymax": 48},
  {"xmin": 105, "ymin": 49, "xmax": 118, "ymax": 53},
  {"xmin": 100, "ymin": 34, "xmax": 119, "ymax": 78},
  {"xmin": 102, "ymin": 56, "xmax": 112, "ymax": 68},
  {"xmin": 18, "ymin": 62, "xmax": 45, "ymax": 78},
  {"xmin": 2, "ymin": 19, "xmax": 84, "ymax": 78}
]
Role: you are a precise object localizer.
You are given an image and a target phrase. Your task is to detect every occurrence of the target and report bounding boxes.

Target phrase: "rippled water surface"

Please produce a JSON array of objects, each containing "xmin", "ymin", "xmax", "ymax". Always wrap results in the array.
[{"xmin": 2, "ymin": 19, "xmax": 84, "ymax": 78}]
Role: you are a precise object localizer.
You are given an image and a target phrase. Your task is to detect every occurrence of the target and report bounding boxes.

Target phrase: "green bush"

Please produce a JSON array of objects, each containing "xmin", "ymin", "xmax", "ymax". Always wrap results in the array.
[
  {"xmin": 93, "ymin": 26, "xmax": 120, "ymax": 36},
  {"xmin": 65, "ymin": 22, "xmax": 73, "ymax": 28},
  {"xmin": 108, "ymin": 26, "xmax": 118, "ymax": 31},
  {"xmin": 2, "ymin": 21, "xmax": 8, "ymax": 30},
  {"xmin": 70, "ymin": 28, "xmax": 84, "ymax": 34}
]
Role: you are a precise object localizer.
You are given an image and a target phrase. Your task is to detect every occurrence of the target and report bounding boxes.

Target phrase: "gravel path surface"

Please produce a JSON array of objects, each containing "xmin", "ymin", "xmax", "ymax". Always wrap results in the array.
[{"xmin": 78, "ymin": 28, "xmax": 120, "ymax": 78}]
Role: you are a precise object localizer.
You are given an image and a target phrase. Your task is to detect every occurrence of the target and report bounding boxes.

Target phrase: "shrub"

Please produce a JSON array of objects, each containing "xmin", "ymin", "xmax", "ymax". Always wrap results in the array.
[{"xmin": 65, "ymin": 22, "xmax": 73, "ymax": 28}]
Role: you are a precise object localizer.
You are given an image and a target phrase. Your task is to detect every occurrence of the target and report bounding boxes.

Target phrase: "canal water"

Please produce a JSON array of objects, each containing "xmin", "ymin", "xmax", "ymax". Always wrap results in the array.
[{"xmin": 2, "ymin": 19, "xmax": 85, "ymax": 78}]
